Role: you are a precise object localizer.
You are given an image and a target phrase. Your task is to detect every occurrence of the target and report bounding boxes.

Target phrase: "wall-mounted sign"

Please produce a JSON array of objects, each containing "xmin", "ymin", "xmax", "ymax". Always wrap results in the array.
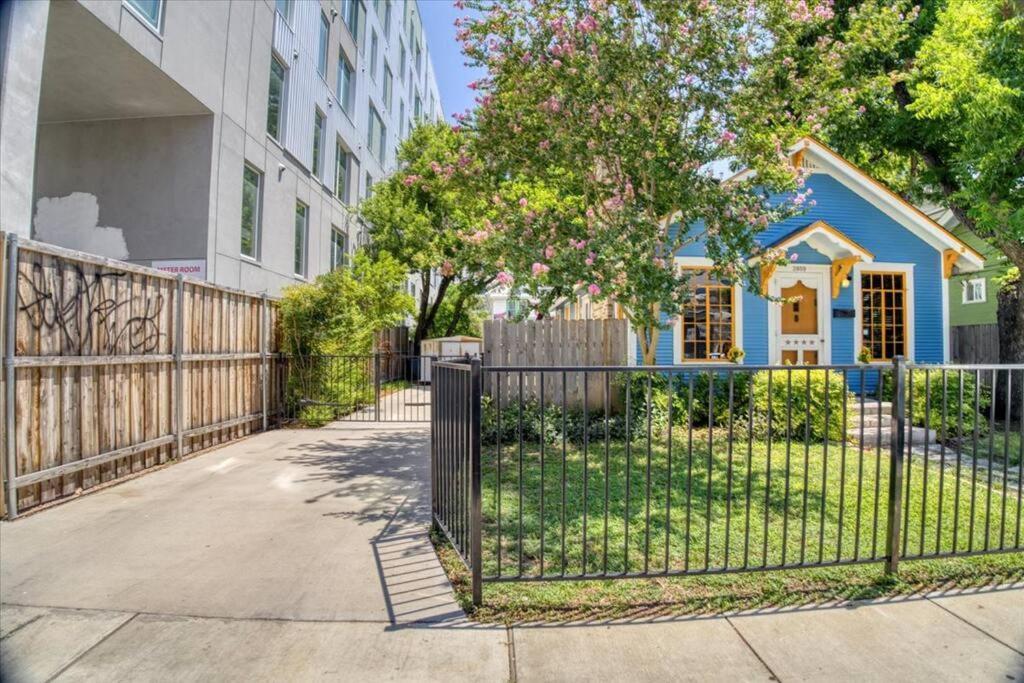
[
  {"xmin": 152, "ymin": 259, "xmax": 206, "ymax": 280},
  {"xmin": 832, "ymin": 308, "xmax": 856, "ymax": 318}
]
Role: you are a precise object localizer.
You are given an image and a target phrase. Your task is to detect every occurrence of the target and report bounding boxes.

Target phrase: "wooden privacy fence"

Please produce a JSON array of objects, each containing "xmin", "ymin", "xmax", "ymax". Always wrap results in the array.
[
  {"xmin": 0, "ymin": 234, "xmax": 284, "ymax": 518},
  {"xmin": 482, "ymin": 318, "xmax": 628, "ymax": 409},
  {"xmin": 950, "ymin": 324, "xmax": 1000, "ymax": 364}
]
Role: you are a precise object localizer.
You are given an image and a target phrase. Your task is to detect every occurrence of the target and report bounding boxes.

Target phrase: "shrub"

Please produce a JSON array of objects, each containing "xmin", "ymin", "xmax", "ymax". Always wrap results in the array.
[
  {"xmin": 481, "ymin": 396, "xmax": 636, "ymax": 446},
  {"xmin": 751, "ymin": 369, "xmax": 851, "ymax": 442},
  {"xmin": 883, "ymin": 370, "xmax": 989, "ymax": 439},
  {"xmin": 620, "ymin": 370, "xmax": 753, "ymax": 433}
]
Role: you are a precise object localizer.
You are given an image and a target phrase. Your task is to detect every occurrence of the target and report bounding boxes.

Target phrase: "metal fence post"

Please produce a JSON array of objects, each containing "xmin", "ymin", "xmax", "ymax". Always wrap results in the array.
[
  {"xmin": 885, "ymin": 355, "xmax": 907, "ymax": 574},
  {"xmin": 260, "ymin": 293, "xmax": 268, "ymax": 432},
  {"xmin": 4, "ymin": 234, "xmax": 20, "ymax": 519},
  {"xmin": 374, "ymin": 352, "xmax": 382, "ymax": 421},
  {"xmin": 174, "ymin": 274, "xmax": 185, "ymax": 459},
  {"xmin": 469, "ymin": 357, "xmax": 483, "ymax": 607}
]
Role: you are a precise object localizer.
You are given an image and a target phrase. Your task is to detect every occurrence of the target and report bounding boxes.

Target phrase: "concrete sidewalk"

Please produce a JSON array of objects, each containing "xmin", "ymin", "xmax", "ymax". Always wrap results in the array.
[{"xmin": 2, "ymin": 422, "xmax": 1022, "ymax": 681}]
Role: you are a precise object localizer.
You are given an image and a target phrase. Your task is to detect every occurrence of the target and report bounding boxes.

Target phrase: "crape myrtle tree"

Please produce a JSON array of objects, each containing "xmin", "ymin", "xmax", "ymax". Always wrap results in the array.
[
  {"xmin": 745, "ymin": 0, "xmax": 1024, "ymax": 359},
  {"xmin": 457, "ymin": 0, "xmax": 831, "ymax": 364}
]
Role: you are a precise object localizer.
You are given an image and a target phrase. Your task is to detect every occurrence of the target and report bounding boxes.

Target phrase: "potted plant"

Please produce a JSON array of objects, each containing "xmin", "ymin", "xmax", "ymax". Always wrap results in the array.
[
  {"xmin": 726, "ymin": 347, "xmax": 746, "ymax": 364},
  {"xmin": 857, "ymin": 347, "xmax": 873, "ymax": 364}
]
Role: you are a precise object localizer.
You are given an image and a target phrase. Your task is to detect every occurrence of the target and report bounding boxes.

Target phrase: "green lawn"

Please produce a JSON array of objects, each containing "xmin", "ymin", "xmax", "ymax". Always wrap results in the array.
[{"xmin": 434, "ymin": 426, "xmax": 1024, "ymax": 621}]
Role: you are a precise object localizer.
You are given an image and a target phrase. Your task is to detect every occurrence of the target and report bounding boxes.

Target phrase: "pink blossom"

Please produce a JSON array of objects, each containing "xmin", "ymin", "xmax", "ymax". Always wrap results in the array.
[
  {"xmin": 441, "ymin": 260, "xmax": 455, "ymax": 277},
  {"xmin": 531, "ymin": 262, "xmax": 550, "ymax": 277},
  {"xmin": 552, "ymin": 59, "xmax": 562, "ymax": 68},
  {"xmin": 576, "ymin": 15, "xmax": 597, "ymax": 33},
  {"xmin": 496, "ymin": 271, "xmax": 514, "ymax": 286},
  {"xmin": 789, "ymin": 253, "xmax": 799, "ymax": 262},
  {"xmin": 518, "ymin": 197, "xmax": 528, "ymax": 208},
  {"xmin": 539, "ymin": 139, "xmax": 551, "ymax": 150},
  {"xmin": 720, "ymin": 130, "xmax": 737, "ymax": 144},
  {"xmin": 544, "ymin": 245, "xmax": 555, "ymax": 259},
  {"xmin": 402, "ymin": 174, "xmax": 420, "ymax": 186},
  {"xmin": 858, "ymin": 105, "xmax": 867, "ymax": 114},
  {"xmin": 588, "ymin": 284, "xmax": 601, "ymax": 296}
]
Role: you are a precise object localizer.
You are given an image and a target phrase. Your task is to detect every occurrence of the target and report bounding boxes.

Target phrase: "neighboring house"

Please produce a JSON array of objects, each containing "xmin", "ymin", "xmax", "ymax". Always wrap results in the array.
[
  {"xmin": 0, "ymin": 0, "xmax": 443, "ymax": 295},
  {"xmin": 484, "ymin": 285, "xmax": 539, "ymax": 320},
  {"xmin": 947, "ymin": 229, "xmax": 1009, "ymax": 328},
  {"xmin": 559, "ymin": 138, "xmax": 985, "ymax": 366}
]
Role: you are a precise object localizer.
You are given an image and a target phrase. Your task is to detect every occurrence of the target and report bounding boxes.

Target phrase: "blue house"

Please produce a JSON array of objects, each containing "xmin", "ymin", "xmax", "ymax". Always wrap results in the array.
[{"xmin": 651, "ymin": 138, "xmax": 984, "ymax": 367}]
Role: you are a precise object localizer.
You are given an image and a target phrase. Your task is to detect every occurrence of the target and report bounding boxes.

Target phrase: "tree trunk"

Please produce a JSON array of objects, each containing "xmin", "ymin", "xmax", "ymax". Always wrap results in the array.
[
  {"xmin": 997, "ymin": 275, "xmax": 1022, "ymax": 420},
  {"xmin": 637, "ymin": 324, "xmax": 660, "ymax": 366},
  {"xmin": 413, "ymin": 273, "xmax": 453, "ymax": 354}
]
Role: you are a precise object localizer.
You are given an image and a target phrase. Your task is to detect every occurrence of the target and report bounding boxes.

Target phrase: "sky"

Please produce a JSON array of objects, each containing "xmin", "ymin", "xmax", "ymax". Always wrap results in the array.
[{"xmin": 420, "ymin": 1, "xmax": 485, "ymax": 122}]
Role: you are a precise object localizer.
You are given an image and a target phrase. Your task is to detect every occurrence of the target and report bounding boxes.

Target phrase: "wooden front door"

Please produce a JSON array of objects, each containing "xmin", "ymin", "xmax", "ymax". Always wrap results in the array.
[{"xmin": 773, "ymin": 269, "xmax": 829, "ymax": 365}]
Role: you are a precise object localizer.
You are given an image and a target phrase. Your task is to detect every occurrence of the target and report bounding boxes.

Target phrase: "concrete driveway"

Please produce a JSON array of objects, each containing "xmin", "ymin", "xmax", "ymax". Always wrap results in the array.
[
  {"xmin": 0, "ymin": 422, "xmax": 508, "ymax": 681},
  {"xmin": 1, "ymin": 420, "xmax": 1022, "ymax": 682}
]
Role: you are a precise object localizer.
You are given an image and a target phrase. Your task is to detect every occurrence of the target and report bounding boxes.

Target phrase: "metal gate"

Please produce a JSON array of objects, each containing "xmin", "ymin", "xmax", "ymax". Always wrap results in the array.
[{"xmin": 284, "ymin": 353, "xmax": 471, "ymax": 422}]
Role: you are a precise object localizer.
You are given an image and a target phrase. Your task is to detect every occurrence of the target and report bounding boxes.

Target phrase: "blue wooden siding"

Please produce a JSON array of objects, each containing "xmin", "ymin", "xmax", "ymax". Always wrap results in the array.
[{"xmin": 659, "ymin": 173, "xmax": 946, "ymax": 366}]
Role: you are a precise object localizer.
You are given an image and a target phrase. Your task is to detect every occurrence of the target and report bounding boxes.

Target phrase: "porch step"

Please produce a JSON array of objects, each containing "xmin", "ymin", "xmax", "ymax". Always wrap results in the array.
[
  {"xmin": 851, "ymin": 425, "xmax": 940, "ymax": 445},
  {"xmin": 849, "ymin": 400, "xmax": 893, "ymax": 415}
]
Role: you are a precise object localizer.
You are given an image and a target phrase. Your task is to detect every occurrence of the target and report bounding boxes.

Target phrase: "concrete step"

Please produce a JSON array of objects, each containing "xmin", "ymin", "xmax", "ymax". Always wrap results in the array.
[
  {"xmin": 852, "ymin": 425, "xmax": 939, "ymax": 445},
  {"xmin": 853, "ymin": 414, "xmax": 893, "ymax": 429},
  {"xmin": 849, "ymin": 400, "xmax": 893, "ymax": 415}
]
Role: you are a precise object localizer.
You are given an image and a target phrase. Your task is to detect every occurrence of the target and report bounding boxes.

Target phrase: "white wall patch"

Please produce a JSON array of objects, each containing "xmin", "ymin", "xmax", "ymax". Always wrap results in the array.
[{"xmin": 33, "ymin": 192, "xmax": 129, "ymax": 259}]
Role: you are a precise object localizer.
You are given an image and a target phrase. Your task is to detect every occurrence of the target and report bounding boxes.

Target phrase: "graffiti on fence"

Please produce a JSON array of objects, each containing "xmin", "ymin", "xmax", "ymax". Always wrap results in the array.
[{"xmin": 17, "ymin": 258, "xmax": 165, "ymax": 354}]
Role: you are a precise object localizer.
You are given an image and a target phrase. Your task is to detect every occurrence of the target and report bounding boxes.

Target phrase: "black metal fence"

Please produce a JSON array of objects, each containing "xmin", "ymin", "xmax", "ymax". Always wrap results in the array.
[
  {"xmin": 282, "ymin": 353, "xmax": 469, "ymax": 423},
  {"xmin": 431, "ymin": 358, "xmax": 1023, "ymax": 605}
]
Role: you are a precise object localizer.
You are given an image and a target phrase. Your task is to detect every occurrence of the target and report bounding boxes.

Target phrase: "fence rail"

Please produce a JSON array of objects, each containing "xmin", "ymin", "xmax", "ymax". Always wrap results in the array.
[
  {"xmin": 1, "ymin": 234, "xmax": 284, "ymax": 518},
  {"xmin": 432, "ymin": 358, "xmax": 1024, "ymax": 605}
]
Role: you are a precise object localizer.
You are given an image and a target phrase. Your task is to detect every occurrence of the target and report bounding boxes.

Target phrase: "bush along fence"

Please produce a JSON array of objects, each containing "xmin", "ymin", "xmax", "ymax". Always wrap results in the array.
[
  {"xmin": 431, "ymin": 358, "xmax": 1023, "ymax": 606},
  {"xmin": 1, "ymin": 234, "xmax": 285, "ymax": 518}
]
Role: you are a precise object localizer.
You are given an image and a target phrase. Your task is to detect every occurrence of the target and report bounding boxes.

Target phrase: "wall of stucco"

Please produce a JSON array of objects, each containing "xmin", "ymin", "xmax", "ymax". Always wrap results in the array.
[{"xmin": 33, "ymin": 115, "xmax": 213, "ymax": 263}]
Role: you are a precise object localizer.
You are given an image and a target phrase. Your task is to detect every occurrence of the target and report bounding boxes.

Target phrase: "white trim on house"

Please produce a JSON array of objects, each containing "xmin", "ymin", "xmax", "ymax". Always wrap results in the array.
[
  {"xmin": 766, "ymin": 264, "xmax": 832, "ymax": 365},
  {"xmin": 961, "ymin": 277, "xmax": 987, "ymax": 304},
  {"xmin": 729, "ymin": 138, "xmax": 984, "ymax": 273},
  {"xmin": 673, "ymin": 256, "xmax": 745, "ymax": 364},
  {"xmin": 853, "ymin": 262, "xmax": 916, "ymax": 363},
  {"xmin": 941, "ymin": 252, "xmax": 950, "ymax": 362}
]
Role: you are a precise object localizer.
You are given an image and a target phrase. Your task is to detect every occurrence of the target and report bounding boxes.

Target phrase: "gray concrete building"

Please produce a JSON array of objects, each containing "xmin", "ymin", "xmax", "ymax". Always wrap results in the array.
[{"xmin": 0, "ymin": 0, "xmax": 444, "ymax": 294}]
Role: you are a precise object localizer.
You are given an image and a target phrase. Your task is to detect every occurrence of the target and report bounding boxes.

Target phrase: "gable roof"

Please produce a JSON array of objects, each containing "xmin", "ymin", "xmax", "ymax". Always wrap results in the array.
[
  {"xmin": 766, "ymin": 219, "xmax": 874, "ymax": 262},
  {"xmin": 728, "ymin": 137, "xmax": 984, "ymax": 272}
]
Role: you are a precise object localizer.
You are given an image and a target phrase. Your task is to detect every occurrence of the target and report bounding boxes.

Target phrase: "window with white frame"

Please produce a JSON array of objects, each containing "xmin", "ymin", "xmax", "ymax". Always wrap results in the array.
[
  {"xmin": 680, "ymin": 269, "xmax": 735, "ymax": 361},
  {"xmin": 240, "ymin": 164, "xmax": 262, "ymax": 259},
  {"xmin": 267, "ymin": 57, "xmax": 287, "ymax": 140},
  {"xmin": 317, "ymin": 11, "xmax": 330, "ymax": 77},
  {"xmin": 124, "ymin": 0, "xmax": 163, "ymax": 31},
  {"xmin": 312, "ymin": 109, "xmax": 325, "ymax": 178},
  {"xmin": 399, "ymin": 41, "xmax": 407, "ymax": 82},
  {"xmin": 962, "ymin": 277, "xmax": 986, "ymax": 304},
  {"xmin": 399, "ymin": 100, "xmax": 406, "ymax": 139},
  {"xmin": 294, "ymin": 202, "xmax": 308, "ymax": 277}
]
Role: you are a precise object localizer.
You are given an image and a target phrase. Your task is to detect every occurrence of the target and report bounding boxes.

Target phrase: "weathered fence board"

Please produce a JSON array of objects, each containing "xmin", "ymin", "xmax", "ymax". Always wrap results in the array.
[
  {"xmin": 482, "ymin": 318, "xmax": 628, "ymax": 409},
  {"xmin": 0, "ymin": 234, "xmax": 284, "ymax": 517},
  {"xmin": 950, "ymin": 324, "xmax": 1000, "ymax": 364}
]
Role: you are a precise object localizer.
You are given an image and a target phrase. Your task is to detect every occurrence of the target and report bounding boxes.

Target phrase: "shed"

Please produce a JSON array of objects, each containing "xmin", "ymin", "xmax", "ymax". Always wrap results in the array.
[{"xmin": 420, "ymin": 336, "xmax": 482, "ymax": 382}]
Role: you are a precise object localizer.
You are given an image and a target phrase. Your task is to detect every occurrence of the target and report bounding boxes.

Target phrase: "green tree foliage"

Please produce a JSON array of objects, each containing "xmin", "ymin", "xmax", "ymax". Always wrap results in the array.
[
  {"xmin": 279, "ymin": 251, "xmax": 413, "ymax": 357},
  {"xmin": 359, "ymin": 122, "xmax": 500, "ymax": 349},
  {"xmin": 753, "ymin": 0, "xmax": 1023, "ymax": 269},
  {"xmin": 458, "ymin": 0, "xmax": 831, "ymax": 363},
  {"xmin": 431, "ymin": 282, "xmax": 487, "ymax": 338}
]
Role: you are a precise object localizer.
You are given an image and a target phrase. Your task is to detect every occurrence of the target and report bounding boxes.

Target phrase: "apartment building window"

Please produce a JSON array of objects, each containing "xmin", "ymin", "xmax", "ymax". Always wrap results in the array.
[
  {"xmin": 294, "ymin": 202, "xmax": 308, "ymax": 277},
  {"xmin": 399, "ymin": 42, "xmax": 407, "ymax": 82},
  {"xmin": 267, "ymin": 57, "xmax": 287, "ymax": 141},
  {"xmin": 399, "ymin": 101, "xmax": 406, "ymax": 138},
  {"xmin": 367, "ymin": 105, "xmax": 386, "ymax": 161},
  {"xmin": 337, "ymin": 53, "xmax": 354, "ymax": 115},
  {"xmin": 383, "ymin": 66, "xmax": 393, "ymax": 111},
  {"xmin": 317, "ymin": 11, "xmax": 330, "ymax": 77},
  {"xmin": 382, "ymin": 0, "xmax": 392, "ymax": 38},
  {"xmin": 342, "ymin": 0, "xmax": 359, "ymax": 39},
  {"xmin": 274, "ymin": 0, "xmax": 293, "ymax": 23},
  {"xmin": 330, "ymin": 228, "xmax": 349, "ymax": 270},
  {"xmin": 312, "ymin": 109, "xmax": 325, "ymax": 178},
  {"xmin": 365, "ymin": 172, "xmax": 374, "ymax": 200},
  {"xmin": 335, "ymin": 139, "xmax": 352, "ymax": 202},
  {"xmin": 415, "ymin": 39, "xmax": 422, "ymax": 74},
  {"xmin": 414, "ymin": 94, "xmax": 422, "ymax": 120},
  {"xmin": 124, "ymin": 0, "xmax": 163, "ymax": 31},
  {"xmin": 369, "ymin": 29, "xmax": 379, "ymax": 82},
  {"xmin": 240, "ymin": 165, "xmax": 262, "ymax": 259}
]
